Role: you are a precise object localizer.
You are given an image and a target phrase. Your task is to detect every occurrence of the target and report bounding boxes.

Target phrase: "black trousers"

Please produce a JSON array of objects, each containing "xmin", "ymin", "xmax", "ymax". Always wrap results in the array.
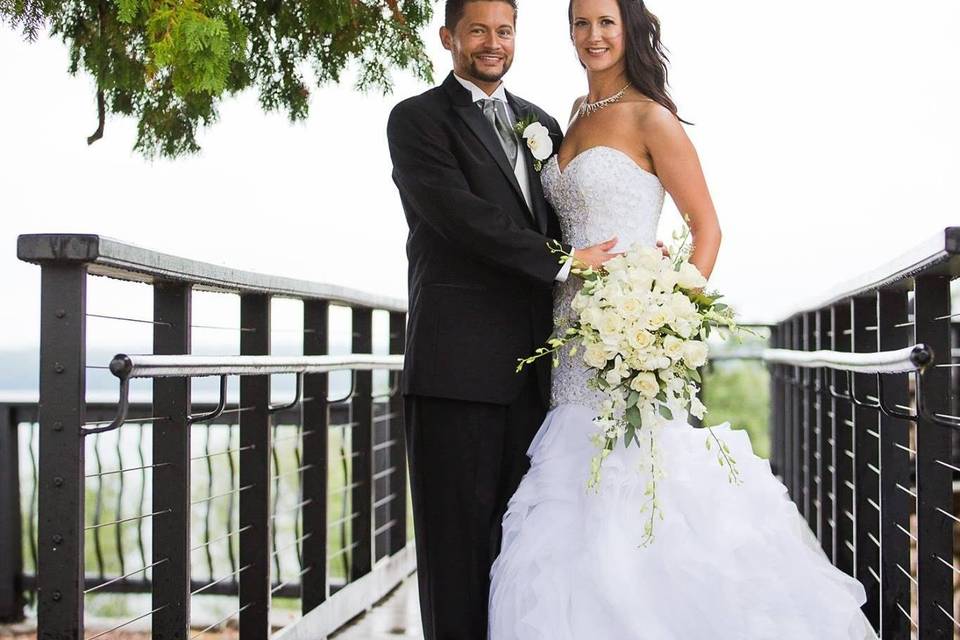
[{"xmin": 404, "ymin": 372, "xmax": 547, "ymax": 640}]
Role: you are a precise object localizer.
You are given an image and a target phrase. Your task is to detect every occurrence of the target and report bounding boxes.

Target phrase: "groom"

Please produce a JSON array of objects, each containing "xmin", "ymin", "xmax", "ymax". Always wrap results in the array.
[{"xmin": 387, "ymin": 1, "xmax": 616, "ymax": 637}]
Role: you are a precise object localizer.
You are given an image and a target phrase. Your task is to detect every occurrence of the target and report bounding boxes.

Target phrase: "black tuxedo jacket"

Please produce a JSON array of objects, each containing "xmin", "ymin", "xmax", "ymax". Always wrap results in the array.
[{"xmin": 387, "ymin": 72, "xmax": 569, "ymax": 406}]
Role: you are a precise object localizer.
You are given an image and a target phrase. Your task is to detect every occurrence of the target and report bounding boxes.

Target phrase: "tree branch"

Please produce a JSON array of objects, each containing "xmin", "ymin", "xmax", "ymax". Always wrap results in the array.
[{"xmin": 87, "ymin": 89, "xmax": 105, "ymax": 145}]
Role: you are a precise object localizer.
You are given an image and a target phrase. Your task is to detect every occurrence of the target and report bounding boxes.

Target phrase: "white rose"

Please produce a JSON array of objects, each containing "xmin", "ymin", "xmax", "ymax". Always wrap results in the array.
[
  {"xmin": 615, "ymin": 296, "xmax": 644, "ymax": 319},
  {"xmin": 628, "ymin": 326, "xmax": 655, "ymax": 350},
  {"xmin": 643, "ymin": 310, "xmax": 668, "ymax": 331},
  {"xmin": 662, "ymin": 335, "xmax": 685, "ymax": 361},
  {"xmin": 598, "ymin": 309, "xmax": 625, "ymax": 338},
  {"xmin": 583, "ymin": 342, "xmax": 609, "ymax": 369},
  {"xmin": 522, "ymin": 122, "xmax": 554, "ymax": 161},
  {"xmin": 627, "ymin": 246, "xmax": 662, "ymax": 271},
  {"xmin": 676, "ymin": 261, "xmax": 708, "ymax": 289},
  {"xmin": 682, "ymin": 340, "xmax": 709, "ymax": 369},
  {"xmin": 630, "ymin": 372, "xmax": 660, "ymax": 398}
]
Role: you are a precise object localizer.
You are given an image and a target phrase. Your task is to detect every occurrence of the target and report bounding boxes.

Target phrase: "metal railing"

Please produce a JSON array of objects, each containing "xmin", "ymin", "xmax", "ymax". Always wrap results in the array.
[
  {"xmin": 8, "ymin": 233, "xmax": 413, "ymax": 638},
  {"xmin": 764, "ymin": 227, "xmax": 960, "ymax": 638}
]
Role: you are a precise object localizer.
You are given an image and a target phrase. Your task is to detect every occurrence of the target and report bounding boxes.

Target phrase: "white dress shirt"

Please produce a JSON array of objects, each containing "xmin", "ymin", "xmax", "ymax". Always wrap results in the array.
[{"xmin": 453, "ymin": 74, "xmax": 572, "ymax": 283}]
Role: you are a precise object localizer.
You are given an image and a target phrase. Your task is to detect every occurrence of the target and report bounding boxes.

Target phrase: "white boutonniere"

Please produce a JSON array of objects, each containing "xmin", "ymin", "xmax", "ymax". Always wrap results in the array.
[{"xmin": 514, "ymin": 115, "xmax": 554, "ymax": 172}]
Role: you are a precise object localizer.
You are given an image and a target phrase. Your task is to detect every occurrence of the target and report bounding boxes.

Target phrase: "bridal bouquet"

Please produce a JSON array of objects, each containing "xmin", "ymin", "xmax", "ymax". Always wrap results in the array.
[{"xmin": 518, "ymin": 226, "xmax": 747, "ymax": 545}]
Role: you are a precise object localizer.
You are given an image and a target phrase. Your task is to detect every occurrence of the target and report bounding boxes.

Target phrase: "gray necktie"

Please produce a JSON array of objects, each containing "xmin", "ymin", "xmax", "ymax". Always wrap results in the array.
[{"xmin": 479, "ymin": 98, "xmax": 518, "ymax": 169}]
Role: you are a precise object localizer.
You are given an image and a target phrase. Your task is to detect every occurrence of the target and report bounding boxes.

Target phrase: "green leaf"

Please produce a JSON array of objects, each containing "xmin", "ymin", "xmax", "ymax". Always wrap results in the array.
[
  {"xmin": 659, "ymin": 405, "xmax": 673, "ymax": 420},
  {"xmin": 625, "ymin": 405, "xmax": 642, "ymax": 428}
]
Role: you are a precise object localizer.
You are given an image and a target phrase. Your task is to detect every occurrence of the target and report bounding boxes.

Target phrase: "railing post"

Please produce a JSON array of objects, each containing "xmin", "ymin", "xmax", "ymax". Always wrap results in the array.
[
  {"xmin": 0, "ymin": 404, "xmax": 25, "ymax": 622},
  {"xmin": 768, "ymin": 326, "xmax": 781, "ymax": 478},
  {"xmin": 351, "ymin": 307, "xmax": 374, "ymax": 580},
  {"xmin": 851, "ymin": 295, "xmax": 880, "ymax": 628},
  {"xmin": 240, "ymin": 294, "xmax": 272, "ymax": 638},
  {"xmin": 388, "ymin": 312, "xmax": 408, "ymax": 556},
  {"xmin": 791, "ymin": 316, "xmax": 802, "ymax": 507},
  {"xmin": 832, "ymin": 301, "xmax": 855, "ymax": 575},
  {"xmin": 877, "ymin": 288, "xmax": 913, "ymax": 639},
  {"xmin": 783, "ymin": 321, "xmax": 794, "ymax": 498},
  {"xmin": 913, "ymin": 274, "xmax": 954, "ymax": 637},
  {"xmin": 803, "ymin": 312, "xmax": 816, "ymax": 528},
  {"xmin": 36, "ymin": 263, "xmax": 86, "ymax": 638},
  {"xmin": 816, "ymin": 309, "xmax": 834, "ymax": 559},
  {"xmin": 151, "ymin": 282, "xmax": 193, "ymax": 640},
  {"xmin": 301, "ymin": 300, "xmax": 329, "ymax": 613}
]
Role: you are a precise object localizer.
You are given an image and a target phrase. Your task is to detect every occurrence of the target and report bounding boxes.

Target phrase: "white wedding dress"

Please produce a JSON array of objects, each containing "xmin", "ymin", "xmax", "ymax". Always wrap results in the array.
[{"xmin": 487, "ymin": 146, "xmax": 877, "ymax": 639}]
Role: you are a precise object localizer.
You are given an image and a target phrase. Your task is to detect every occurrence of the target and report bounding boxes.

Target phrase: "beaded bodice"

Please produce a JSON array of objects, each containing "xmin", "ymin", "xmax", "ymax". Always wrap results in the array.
[{"xmin": 542, "ymin": 146, "xmax": 666, "ymax": 409}]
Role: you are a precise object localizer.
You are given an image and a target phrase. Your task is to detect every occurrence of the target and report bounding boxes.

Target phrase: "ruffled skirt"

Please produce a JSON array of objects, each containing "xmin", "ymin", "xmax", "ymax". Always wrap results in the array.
[{"xmin": 488, "ymin": 404, "xmax": 877, "ymax": 640}]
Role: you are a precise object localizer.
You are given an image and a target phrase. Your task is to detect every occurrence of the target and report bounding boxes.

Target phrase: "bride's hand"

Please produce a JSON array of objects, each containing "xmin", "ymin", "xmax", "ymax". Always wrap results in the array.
[{"xmin": 573, "ymin": 237, "xmax": 621, "ymax": 270}]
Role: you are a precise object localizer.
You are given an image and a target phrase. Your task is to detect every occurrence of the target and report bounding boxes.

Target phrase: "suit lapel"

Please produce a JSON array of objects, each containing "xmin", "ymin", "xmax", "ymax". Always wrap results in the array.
[
  {"xmin": 507, "ymin": 92, "xmax": 550, "ymax": 235},
  {"xmin": 443, "ymin": 75, "xmax": 534, "ymax": 227}
]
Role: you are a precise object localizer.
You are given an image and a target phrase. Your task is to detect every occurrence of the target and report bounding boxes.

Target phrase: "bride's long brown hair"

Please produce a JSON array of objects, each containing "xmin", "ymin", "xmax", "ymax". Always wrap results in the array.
[{"xmin": 568, "ymin": 0, "xmax": 691, "ymax": 124}]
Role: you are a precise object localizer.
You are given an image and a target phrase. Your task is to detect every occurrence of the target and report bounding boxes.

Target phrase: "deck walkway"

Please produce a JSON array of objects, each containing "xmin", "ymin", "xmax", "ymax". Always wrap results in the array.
[{"xmin": 331, "ymin": 576, "xmax": 422, "ymax": 640}]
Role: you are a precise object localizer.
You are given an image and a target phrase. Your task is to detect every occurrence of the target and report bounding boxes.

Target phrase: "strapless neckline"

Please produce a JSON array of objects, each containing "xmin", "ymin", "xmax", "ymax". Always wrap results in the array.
[{"xmin": 550, "ymin": 145, "xmax": 662, "ymax": 183}]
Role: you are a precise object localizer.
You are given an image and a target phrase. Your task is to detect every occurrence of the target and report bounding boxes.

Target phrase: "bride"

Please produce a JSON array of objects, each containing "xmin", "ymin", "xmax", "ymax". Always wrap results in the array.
[{"xmin": 488, "ymin": 1, "xmax": 877, "ymax": 638}]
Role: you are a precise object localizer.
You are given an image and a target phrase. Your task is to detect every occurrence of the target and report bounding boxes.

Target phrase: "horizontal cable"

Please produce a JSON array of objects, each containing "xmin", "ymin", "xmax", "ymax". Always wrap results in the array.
[
  {"xmin": 936, "ymin": 459, "xmax": 960, "ymax": 474},
  {"xmin": 896, "ymin": 562, "xmax": 918, "ymax": 586},
  {"xmin": 867, "ymin": 532, "xmax": 880, "ymax": 548},
  {"xmin": 327, "ymin": 541, "xmax": 360, "ymax": 560},
  {"xmin": 86, "ymin": 462, "xmax": 169, "ymax": 478},
  {"xmin": 273, "ymin": 464, "xmax": 316, "ymax": 481},
  {"xmin": 190, "ymin": 564, "xmax": 253, "ymax": 597},
  {"xmin": 373, "ymin": 494, "xmax": 398, "ymax": 510},
  {"xmin": 893, "ymin": 442, "xmax": 916, "ymax": 455},
  {"xmin": 896, "ymin": 483, "xmax": 917, "ymax": 499},
  {"xmin": 762, "ymin": 344, "xmax": 931, "ymax": 373},
  {"xmin": 84, "ymin": 558, "xmax": 169, "ymax": 594},
  {"xmin": 936, "ymin": 507, "xmax": 960, "ymax": 526},
  {"xmin": 271, "ymin": 499, "xmax": 313, "ymax": 520},
  {"xmin": 190, "ymin": 485, "xmax": 253, "ymax": 507},
  {"xmin": 83, "ymin": 416, "xmax": 168, "ymax": 427},
  {"xmin": 191, "ymin": 525, "xmax": 252, "ymax": 553},
  {"xmin": 191, "ymin": 323, "xmax": 255, "ymax": 332},
  {"xmin": 85, "ymin": 509, "xmax": 170, "ymax": 531},
  {"xmin": 329, "ymin": 481, "xmax": 363, "ymax": 496},
  {"xmin": 372, "ymin": 466, "xmax": 397, "ymax": 482},
  {"xmin": 934, "ymin": 554, "xmax": 960, "ymax": 576},
  {"xmin": 272, "ymin": 533, "xmax": 313, "ymax": 558},
  {"xmin": 189, "ymin": 602, "xmax": 254, "ymax": 640},
  {"xmin": 935, "ymin": 602, "xmax": 960, "ymax": 630},
  {"xmin": 190, "ymin": 445, "xmax": 254, "ymax": 462},
  {"xmin": 271, "ymin": 566, "xmax": 313, "ymax": 596},
  {"xmin": 897, "ymin": 602, "xmax": 917, "ymax": 629},
  {"xmin": 110, "ymin": 354, "xmax": 404, "ymax": 380},
  {"xmin": 867, "ymin": 566, "xmax": 881, "ymax": 584},
  {"xmin": 328, "ymin": 512, "xmax": 361, "ymax": 529},
  {"xmin": 85, "ymin": 604, "xmax": 168, "ymax": 640},
  {"xmin": 896, "ymin": 523, "xmax": 917, "ymax": 542},
  {"xmin": 374, "ymin": 519, "xmax": 399, "ymax": 537},
  {"xmin": 87, "ymin": 313, "xmax": 171, "ymax": 327}
]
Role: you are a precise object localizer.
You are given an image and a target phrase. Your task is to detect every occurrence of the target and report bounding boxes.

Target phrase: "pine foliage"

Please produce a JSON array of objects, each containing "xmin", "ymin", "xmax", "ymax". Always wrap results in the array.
[{"xmin": 1, "ymin": 0, "xmax": 434, "ymax": 157}]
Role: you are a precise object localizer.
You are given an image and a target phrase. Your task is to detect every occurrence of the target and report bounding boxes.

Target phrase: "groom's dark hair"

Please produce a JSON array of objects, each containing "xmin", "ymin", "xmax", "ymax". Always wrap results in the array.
[{"xmin": 445, "ymin": 0, "xmax": 518, "ymax": 29}]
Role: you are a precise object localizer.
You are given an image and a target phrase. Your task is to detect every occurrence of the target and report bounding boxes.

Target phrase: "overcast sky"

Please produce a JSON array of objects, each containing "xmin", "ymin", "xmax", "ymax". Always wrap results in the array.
[{"xmin": 1, "ymin": 0, "xmax": 957, "ymax": 350}]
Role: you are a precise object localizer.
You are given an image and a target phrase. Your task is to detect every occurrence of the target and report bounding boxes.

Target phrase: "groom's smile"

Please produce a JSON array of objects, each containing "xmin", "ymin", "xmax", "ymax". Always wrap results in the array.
[{"xmin": 440, "ymin": 0, "xmax": 517, "ymax": 95}]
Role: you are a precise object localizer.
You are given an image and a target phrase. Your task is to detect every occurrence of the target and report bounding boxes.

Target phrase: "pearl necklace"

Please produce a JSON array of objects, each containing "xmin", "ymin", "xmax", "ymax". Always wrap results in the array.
[{"xmin": 578, "ymin": 83, "xmax": 631, "ymax": 118}]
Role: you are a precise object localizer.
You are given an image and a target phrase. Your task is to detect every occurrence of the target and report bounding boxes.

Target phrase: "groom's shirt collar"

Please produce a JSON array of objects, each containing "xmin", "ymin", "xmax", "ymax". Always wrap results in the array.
[{"xmin": 453, "ymin": 73, "xmax": 509, "ymax": 104}]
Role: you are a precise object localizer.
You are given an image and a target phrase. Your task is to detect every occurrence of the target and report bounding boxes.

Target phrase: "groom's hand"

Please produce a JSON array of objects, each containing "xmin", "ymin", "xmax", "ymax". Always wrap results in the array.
[{"xmin": 573, "ymin": 238, "xmax": 621, "ymax": 270}]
